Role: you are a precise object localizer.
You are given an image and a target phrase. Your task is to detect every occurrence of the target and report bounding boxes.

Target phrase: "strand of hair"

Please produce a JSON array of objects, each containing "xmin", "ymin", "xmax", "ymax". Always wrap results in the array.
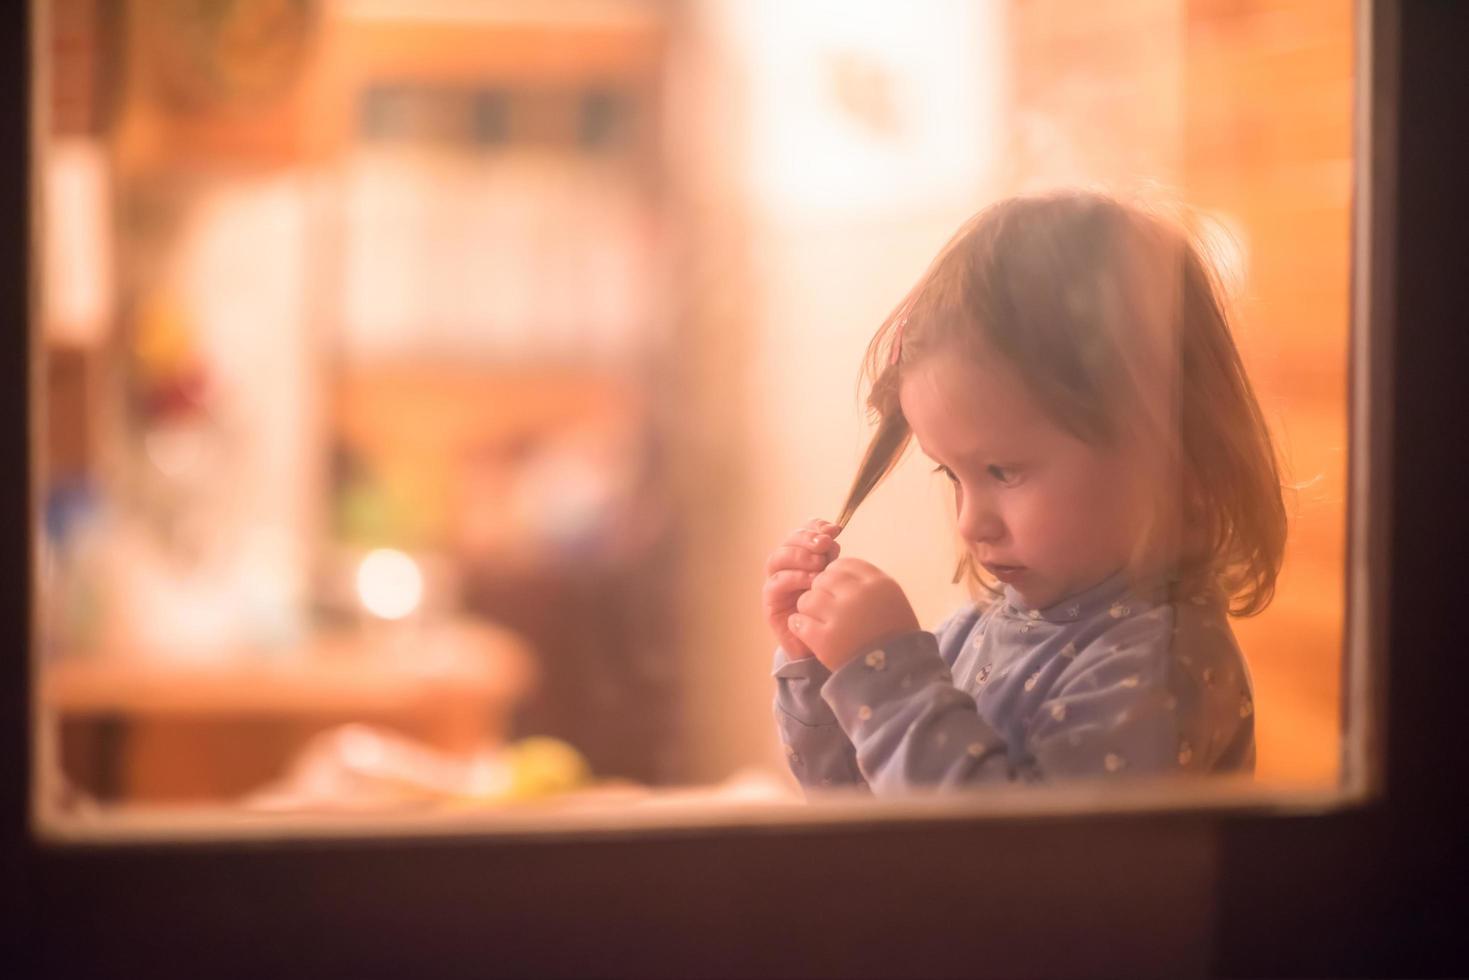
[{"xmin": 835, "ymin": 411, "xmax": 911, "ymax": 530}]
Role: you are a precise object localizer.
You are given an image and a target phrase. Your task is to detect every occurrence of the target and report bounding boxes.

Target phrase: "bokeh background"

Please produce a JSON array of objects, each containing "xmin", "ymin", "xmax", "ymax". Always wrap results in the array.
[{"xmin": 36, "ymin": 0, "xmax": 1350, "ymax": 815}]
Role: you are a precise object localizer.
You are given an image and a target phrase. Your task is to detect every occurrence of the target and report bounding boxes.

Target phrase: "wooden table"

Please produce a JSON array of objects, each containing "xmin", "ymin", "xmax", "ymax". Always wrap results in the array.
[{"xmin": 40, "ymin": 618, "xmax": 535, "ymax": 803}]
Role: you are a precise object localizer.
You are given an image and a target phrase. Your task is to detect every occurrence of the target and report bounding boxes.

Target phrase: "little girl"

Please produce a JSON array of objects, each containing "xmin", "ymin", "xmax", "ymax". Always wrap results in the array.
[{"xmin": 763, "ymin": 190, "xmax": 1286, "ymax": 794}]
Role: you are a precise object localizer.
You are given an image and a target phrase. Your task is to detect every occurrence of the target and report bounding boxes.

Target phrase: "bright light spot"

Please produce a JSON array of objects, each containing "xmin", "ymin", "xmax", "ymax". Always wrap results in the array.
[{"xmin": 356, "ymin": 549, "xmax": 423, "ymax": 620}]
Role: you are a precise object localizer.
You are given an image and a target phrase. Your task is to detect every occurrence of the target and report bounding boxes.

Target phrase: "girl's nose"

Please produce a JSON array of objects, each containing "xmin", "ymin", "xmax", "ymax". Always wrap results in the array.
[{"xmin": 957, "ymin": 492, "xmax": 1005, "ymax": 545}]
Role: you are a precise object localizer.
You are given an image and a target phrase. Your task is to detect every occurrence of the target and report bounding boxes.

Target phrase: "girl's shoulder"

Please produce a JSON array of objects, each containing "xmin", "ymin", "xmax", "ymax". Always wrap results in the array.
[
  {"xmin": 1075, "ymin": 585, "xmax": 1236, "ymax": 646},
  {"xmin": 1058, "ymin": 598, "xmax": 1178, "ymax": 679},
  {"xmin": 1069, "ymin": 590, "xmax": 1239, "ymax": 667},
  {"xmin": 1063, "ymin": 591, "xmax": 1248, "ymax": 693},
  {"xmin": 1164, "ymin": 592, "xmax": 1253, "ymax": 695}
]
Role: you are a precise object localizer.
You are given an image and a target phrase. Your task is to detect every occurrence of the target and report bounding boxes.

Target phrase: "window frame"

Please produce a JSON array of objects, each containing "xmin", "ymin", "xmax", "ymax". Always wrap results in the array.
[{"xmin": 9, "ymin": 2, "xmax": 1468, "ymax": 975}]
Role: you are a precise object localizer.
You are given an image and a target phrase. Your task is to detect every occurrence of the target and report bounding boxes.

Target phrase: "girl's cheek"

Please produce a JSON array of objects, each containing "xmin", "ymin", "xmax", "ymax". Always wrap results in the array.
[{"xmin": 1031, "ymin": 494, "xmax": 1084, "ymax": 555}]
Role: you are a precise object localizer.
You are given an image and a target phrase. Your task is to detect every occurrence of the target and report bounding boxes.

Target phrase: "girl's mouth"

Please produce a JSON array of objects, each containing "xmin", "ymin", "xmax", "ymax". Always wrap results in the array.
[{"xmin": 981, "ymin": 562, "xmax": 1027, "ymax": 583}]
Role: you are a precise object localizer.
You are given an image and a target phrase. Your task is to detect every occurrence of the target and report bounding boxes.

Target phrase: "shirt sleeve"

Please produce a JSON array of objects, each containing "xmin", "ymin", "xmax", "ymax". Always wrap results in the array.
[
  {"xmin": 819, "ymin": 630, "xmax": 1019, "ymax": 794},
  {"xmin": 771, "ymin": 647, "xmax": 869, "ymax": 793},
  {"xmin": 770, "ymin": 606, "xmax": 979, "ymax": 794}
]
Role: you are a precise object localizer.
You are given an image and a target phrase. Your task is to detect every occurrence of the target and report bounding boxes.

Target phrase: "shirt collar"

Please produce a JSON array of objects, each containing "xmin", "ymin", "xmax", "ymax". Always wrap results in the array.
[{"xmin": 1001, "ymin": 567, "xmax": 1175, "ymax": 623}]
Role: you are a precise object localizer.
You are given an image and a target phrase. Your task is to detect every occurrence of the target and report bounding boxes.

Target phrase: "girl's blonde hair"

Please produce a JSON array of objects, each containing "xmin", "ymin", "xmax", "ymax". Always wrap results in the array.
[{"xmin": 837, "ymin": 191, "xmax": 1286, "ymax": 617}]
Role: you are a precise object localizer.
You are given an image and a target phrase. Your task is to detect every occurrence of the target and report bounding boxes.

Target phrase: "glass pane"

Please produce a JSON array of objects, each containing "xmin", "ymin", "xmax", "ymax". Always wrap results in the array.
[{"xmin": 33, "ymin": 0, "xmax": 1359, "ymax": 836}]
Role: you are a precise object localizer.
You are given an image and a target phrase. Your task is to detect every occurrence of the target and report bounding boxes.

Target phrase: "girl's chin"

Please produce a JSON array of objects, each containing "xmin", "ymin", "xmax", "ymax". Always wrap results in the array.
[
  {"xmin": 1004, "ymin": 579, "xmax": 1065, "ymax": 610},
  {"xmin": 1010, "ymin": 590, "xmax": 1054, "ymax": 610}
]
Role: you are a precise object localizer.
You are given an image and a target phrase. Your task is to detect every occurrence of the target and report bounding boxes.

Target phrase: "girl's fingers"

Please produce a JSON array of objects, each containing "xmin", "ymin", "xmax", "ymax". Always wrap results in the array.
[
  {"xmin": 774, "ymin": 520, "xmax": 841, "ymax": 653},
  {"xmin": 763, "ymin": 568, "xmax": 817, "ymax": 603},
  {"xmin": 785, "ymin": 525, "xmax": 839, "ymax": 555},
  {"xmin": 805, "ymin": 577, "xmax": 844, "ymax": 603},
  {"xmin": 831, "ymin": 556, "xmax": 884, "ymax": 580},
  {"xmin": 782, "ymin": 635, "xmax": 812, "ymax": 657},
  {"xmin": 795, "ymin": 587, "xmax": 833, "ymax": 619},
  {"xmin": 765, "ymin": 544, "xmax": 832, "ymax": 575},
  {"xmin": 814, "ymin": 560, "xmax": 863, "ymax": 588},
  {"xmin": 788, "ymin": 612, "xmax": 815, "ymax": 637},
  {"xmin": 788, "ymin": 612, "xmax": 829, "ymax": 647}
]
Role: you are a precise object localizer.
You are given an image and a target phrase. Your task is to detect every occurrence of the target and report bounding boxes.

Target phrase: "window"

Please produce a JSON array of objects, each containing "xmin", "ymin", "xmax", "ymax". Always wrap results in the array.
[
  {"xmin": 16, "ymin": 2, "xmax": 1469, "ymax": 977},
  {"xmin": 28, "ymin": 0, "xmax": 1368, "ymax": 838}
]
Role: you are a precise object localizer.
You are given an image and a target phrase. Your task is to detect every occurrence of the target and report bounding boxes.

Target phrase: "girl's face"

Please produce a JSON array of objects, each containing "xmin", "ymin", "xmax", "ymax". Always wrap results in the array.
[{"xmin": 899, "ymin": 351, "xmax": 1152, "ymax": 610}]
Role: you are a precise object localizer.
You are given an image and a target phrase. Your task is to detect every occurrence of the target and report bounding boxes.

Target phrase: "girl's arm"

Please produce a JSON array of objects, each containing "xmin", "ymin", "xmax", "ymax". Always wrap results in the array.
[
  {"xmin": 819, "ymin": 610, "xmax": 1252, "ymax": 792},
  {"xmin": 772, "ymin": 647, "xmax": 869, "ymax": 792},
  {"xmin": 773, "ymin": 605, "xmax": 980, "ymax": 793},
  {"xmin": 817, "ymin": 630, "xmax": 1019, "ymax": 791}
]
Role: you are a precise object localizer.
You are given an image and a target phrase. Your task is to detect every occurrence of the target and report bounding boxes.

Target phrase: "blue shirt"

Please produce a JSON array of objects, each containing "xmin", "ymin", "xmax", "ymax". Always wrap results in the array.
[{"xmin": 772, "ymin": 569, "xmax": 1255, "ymax": 795}]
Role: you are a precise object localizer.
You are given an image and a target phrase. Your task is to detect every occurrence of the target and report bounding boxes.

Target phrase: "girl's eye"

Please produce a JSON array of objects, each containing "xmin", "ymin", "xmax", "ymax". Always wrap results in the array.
[
  {"xmin": 933, "ymin": 464, "xmax": 960, "ymax": 485},
  {"xmin": 987, "ymin": 465, "xmax": 1019, "ymax": 485}
]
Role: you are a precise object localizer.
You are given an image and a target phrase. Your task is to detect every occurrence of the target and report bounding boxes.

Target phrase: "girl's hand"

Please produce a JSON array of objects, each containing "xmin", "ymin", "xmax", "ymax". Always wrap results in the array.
[
  {"xmin": 790, "ymin": 558, "xmax": 920, "ymax": 671},
  {"xmin": 763, "ymin": 519, "xmax": 842, "ymax": 658}
]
